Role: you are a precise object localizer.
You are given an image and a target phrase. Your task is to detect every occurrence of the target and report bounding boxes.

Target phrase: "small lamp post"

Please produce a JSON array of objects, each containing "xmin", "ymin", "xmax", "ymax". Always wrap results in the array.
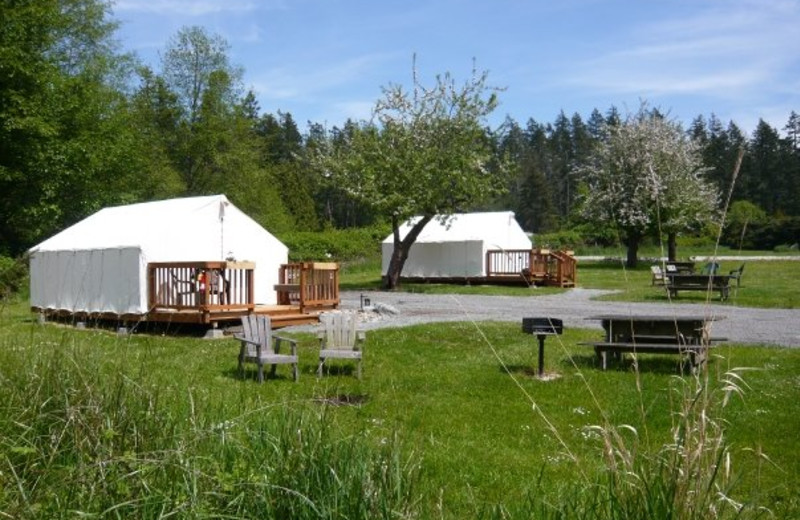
[{"xmin": 360, "ymin": 293, "xmax": 371, "ymax": 310}]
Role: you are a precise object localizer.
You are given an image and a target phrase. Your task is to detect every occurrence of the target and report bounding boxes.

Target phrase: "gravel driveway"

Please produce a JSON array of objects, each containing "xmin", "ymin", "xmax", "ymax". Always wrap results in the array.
[{"xmin": 319, "ymin": 289, "xmax": 800, "ymax": 348}]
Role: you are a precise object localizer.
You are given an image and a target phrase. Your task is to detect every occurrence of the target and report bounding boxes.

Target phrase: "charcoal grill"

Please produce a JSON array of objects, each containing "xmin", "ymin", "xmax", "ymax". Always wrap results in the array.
[{"xmin": 522, "ymin": 317, "xmax": 564, "ymax": 377}]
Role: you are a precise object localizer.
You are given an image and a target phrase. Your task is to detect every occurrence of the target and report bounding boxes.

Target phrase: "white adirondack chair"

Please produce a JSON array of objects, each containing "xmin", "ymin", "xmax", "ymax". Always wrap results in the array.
[
  {"xmin": 317, "ymin": 312, "xmax": 365, "ymax": 379},
  {"xmin": 650, "ymin": 265, "xmax": 665, "ymax": 286},
  {"xmin": 235, "ymin": 314, "xmax": 298, "ymax": 382}
]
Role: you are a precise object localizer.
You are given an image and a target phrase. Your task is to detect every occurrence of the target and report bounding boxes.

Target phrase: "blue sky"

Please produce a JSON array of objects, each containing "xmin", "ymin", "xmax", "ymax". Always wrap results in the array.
[{"xmin": 113, "ymin": 0, "xmax": 799, "ymax": 135}]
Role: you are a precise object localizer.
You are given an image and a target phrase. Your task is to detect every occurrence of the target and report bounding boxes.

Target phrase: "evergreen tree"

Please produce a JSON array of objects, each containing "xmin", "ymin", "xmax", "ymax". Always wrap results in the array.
[
  {"xmin": 784, "ymin": 111, "xmax": 800, "ymax": 152},
  {"xmin": 605, "ymin": 105, "xmax": 621, "ymax": 127},
  {"xmin": 747, "ymin": 120, "xmax": 784, "ymax": 214},
  {"xmin": 587, "ymin": 108, "xmax": 607, "ymax": 141},
  {"xmin": 688, "ymin": 115, "xmax": 708, "ymax": 147},
  {"xmin": 548, "ymin": 110, "xmax": 573, "ymax": 221},
  {"xmin": 782, "ymin": 112, "xmax": 800, "ymax": 214}
]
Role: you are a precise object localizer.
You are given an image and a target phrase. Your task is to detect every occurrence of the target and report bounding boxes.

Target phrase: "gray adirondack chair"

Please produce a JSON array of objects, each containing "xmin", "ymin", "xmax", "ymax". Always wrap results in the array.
[
  {"xmin": 317, "ymin": 312, "xmax": 365, "ymax": 379},
  {"xmin": 728, "ymin": 263, "xmax": 745, "ymax": 287},
  {"xmin": 699, "ymin": 261, "xmax": 720, "ymax": 275},
  {"xmin": 235, "ymin": 314, "xmax": 298, "ymax": 382}
]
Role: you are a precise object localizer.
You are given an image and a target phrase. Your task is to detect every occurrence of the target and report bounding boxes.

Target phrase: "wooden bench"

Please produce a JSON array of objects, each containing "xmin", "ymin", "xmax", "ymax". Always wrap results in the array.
[
  {"xmin": 665, "ymin": 274, "xmax": 732, "ymax": 300},
  {"xmin": 583, "ymin": 314, "xmax": 727, "ymax": 372},
  {"xmin": 581, "ymin": 333, "xmax": 727, "ymax": 371},
  {"xmin": 583, "ymin": 341, "xmax": 711, "ymax": 370}
]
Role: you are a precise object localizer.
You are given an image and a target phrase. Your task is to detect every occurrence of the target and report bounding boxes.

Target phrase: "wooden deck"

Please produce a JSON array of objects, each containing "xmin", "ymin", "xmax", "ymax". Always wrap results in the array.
[
  {"xmin": 399, "ymin": 249, "xmax": 577, "ymax": 287},
  {"xmin": 409, "ymin": 248, "xmax": 578, "ymax": 287},
  {"xmin": 35, "ymin": 304, "xmax": 322, "ymax": 329},
  {"xmin": 34, "ymin": 261, "xmax": 339, "ymax": 331},
  {"xmin": 145, "ymin": 304, "xmax": 326, "ymax": 328},
  {"xmin": 147, "ymin": 261, "xmax": 338, "ymax": 328}
]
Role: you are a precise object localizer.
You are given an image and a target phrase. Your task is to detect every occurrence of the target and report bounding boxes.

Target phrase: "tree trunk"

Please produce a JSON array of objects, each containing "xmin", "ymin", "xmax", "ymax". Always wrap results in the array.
[
  {"xmin": 624, "ymin": 230, "xmax": 641, "ymax": 268},
  {"xmin": 667, "ymin": 232, "xmax": 677, "ymax": 262},
  {"xmin": 382, "ymin": 214, "xmax": 434, "ymax": 290}
]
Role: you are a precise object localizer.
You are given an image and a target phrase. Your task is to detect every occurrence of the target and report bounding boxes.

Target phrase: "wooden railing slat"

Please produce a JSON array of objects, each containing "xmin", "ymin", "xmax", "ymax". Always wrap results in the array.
[
  {"xmin": 274, "ymin": 262, "xmax": 340, "ymax": 312},
  {"xmin": 148, "ymin": 261, "xmax": 255, "ymax": 312}
]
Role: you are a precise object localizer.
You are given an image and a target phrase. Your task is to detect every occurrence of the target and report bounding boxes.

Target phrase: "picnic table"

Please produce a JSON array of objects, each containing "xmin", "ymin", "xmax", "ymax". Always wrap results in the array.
[
  {"xmin": 664, "ymin": 273, "xmax": 732, "ymax": 300},
  {"xmin": 582, "ymin": 314, "xmax": 726, "ymax": 371}
]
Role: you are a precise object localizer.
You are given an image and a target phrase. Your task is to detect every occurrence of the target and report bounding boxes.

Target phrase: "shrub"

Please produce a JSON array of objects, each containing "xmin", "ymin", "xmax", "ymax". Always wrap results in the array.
[
  {"xmin": 279, "ymin": 224, "xmax": 391, "ymax": 262},
  {"xmin": 534, "ymin": 229, "xmax": 584, "ymax": 249},
  {"xmin": 733, "ymin": 217, "xmax": 800, "ymax": 250},
  {"xmin": 674, "ymin": 233, "xmax": 716, "ymax": 249},
  {"xmin": 0, "ymin": 255, "xmax": 28, "ymax": 300},
  {"xmin": 721, "ymin": 201, "xmax": 768, "ymax": 248}
]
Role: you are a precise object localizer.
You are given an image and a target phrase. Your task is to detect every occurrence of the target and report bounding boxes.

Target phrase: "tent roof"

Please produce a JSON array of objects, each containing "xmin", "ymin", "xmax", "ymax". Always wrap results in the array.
[
  {"xmin": 382, "ymin": 211, "xmax": 530, "ymax": 244},
  {"xmin": 30, "ymin": 195, "xmax": 262, "ymax": 253}
]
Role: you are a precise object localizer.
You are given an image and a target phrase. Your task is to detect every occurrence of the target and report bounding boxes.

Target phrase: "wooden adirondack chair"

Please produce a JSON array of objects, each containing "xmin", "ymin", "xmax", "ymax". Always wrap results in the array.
[
  {"xmin": 650, "ymin": 265, "xmax": 665, "ymax": 286},
  {"xmin": 317, "ymin": 312, "xmax": 365, "ymax": 379},
  {"xmin": 235, "ymin": 314, "xmax": 298, "ymax": 382}
]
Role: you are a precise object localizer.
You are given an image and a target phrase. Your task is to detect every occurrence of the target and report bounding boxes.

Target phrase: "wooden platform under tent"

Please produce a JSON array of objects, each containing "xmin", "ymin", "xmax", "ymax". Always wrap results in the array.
[
  {"xmin": 33, "ymin": 261, "xmax": 340, "ymax": 332},
  {"xmin": 401, "ymin": 248, "xmax": 577, "ymax": 288}
]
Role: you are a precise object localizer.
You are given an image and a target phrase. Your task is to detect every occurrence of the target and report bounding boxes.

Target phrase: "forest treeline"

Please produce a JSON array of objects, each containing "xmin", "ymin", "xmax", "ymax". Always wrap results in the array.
[{"xmin": 2, "ymin": 1, "xmax": 799, "ymax": 259}]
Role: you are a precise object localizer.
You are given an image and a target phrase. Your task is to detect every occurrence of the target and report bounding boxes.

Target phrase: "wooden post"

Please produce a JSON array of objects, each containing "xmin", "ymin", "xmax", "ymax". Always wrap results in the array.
[
  {"xmin": 246, "ymin": 266, "xmax": 254, "ymax": 310},
  {"xmin": 147, "ymin": 264, "xmax": 156, "ymax": 309},
  {"xmin": 299, "ymin": 263, "xmax": 307, "ymax": 313}
]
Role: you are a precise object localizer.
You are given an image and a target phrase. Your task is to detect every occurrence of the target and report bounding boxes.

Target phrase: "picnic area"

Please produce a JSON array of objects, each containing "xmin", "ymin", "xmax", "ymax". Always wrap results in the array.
[{"xmin": 3, "ymin": 254, "xmax": 800, "ymax": 518}]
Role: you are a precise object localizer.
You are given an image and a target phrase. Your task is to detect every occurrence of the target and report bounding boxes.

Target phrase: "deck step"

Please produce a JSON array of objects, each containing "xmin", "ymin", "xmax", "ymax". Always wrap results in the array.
[{"xmin": 271, "ymin": 313, "xmax": 321, "ymax": 328}]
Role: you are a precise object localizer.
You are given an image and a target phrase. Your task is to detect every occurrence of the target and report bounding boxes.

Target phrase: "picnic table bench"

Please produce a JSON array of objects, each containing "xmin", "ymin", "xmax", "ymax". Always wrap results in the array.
[
  {"xmin": 664, "ymin": 273, "xmax": 732, "ymax": 301},
  {"xmin": 581, "ymin": 315, "xmax": 726, "ymax": 371}
]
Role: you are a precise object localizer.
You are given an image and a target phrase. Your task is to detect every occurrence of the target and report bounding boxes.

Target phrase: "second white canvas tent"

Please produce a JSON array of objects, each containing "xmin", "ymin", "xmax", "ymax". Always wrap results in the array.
[
  {"xmin": 29, "ymin": 194, "xmax": 288, "ymax": 315},
  {"xmin": 381, "ymin": 211, "xmax": 532, "ymax": 278}
]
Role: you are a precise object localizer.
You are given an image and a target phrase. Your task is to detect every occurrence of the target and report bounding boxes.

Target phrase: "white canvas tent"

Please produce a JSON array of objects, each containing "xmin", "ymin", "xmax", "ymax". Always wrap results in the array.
[
  {"xmin": 381, "ymin": 211, "xmax": 532, "ymax": 278},
  {"xmin": 29, "ymin": 194, "xmax": 288, "ymax": 315}
]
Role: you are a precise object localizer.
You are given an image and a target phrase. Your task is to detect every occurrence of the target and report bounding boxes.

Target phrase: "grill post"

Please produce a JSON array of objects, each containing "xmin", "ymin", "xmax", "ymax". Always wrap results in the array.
[{"xmin": 521, "ymin": 317, "xmax": 564, "ymax": 378}]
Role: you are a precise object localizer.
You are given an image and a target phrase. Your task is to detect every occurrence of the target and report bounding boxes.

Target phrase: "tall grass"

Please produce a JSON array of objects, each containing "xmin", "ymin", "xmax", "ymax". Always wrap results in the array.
[
  {"xmin": 1, "ymin": 308, "xmax": 798, "ymax": 517},
  {"xmin": 0, "ymin": 331, "xmax": 418, "ymax": 519},
  {"xmin": 514, "ymin": 154, "xmax": 770, "ymax": 519},
  {"xmin": 466, "ymin": 328, "xmax": 762, "ymax": 519}
]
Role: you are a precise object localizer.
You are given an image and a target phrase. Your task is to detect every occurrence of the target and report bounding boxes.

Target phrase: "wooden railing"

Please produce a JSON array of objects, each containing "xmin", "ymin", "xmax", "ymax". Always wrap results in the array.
[
  {"xmin": 275, "ymin": 262, "xmax": 340, "ymax": 312},
  {"xmin": 485, "ymin": 249, "xmax": 551, "ymax": 277},
  {"xmin": 485, "ymin": 249, "xmax": 532, "ymax": 276},
  {"xmin": 549, "ymin": 250, "xmax": 577, "ymax": 286},
  {"xmin": 486, "ymin": 248, "xmax": 577, "ymax": 286},
  {"xmin": 148, "ymin": 261, "xmax": 255, "ymax": 312}
]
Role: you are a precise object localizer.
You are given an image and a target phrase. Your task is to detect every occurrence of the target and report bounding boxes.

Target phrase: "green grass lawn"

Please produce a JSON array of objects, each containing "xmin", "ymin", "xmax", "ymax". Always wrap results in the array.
[
  {"xmin": 1, "ymin": 299, "xmax": 798, "ymax": 518},
  {"xmin": 342, "ymin": 256, "xmax": 800, "ymax": 308},
  {"xmin": 580, "ymin": 259, "xmax": 800, "ymax": 308}
]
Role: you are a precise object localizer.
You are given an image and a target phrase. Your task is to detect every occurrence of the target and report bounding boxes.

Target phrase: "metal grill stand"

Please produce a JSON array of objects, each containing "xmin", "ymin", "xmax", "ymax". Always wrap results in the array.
[{"xmin": 522, "ymin": 317, "xmax": 564, "ymax": 377}]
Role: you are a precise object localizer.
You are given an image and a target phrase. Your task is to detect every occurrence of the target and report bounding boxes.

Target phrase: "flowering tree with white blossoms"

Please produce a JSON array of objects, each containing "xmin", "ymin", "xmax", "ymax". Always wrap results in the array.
[
  {"xmin": 315, "ymin": 59, "xmax": 507, "ymax": 289},
  {"xmin": 579, "ymin": 108, "xmax": 719, "ymax": 267}
]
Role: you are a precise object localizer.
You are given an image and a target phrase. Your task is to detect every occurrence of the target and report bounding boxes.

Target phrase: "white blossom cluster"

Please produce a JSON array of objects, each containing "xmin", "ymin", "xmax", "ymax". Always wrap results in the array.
[{"xmin": 578, "ymin": 107, "xmax": 719, "ymax": 239}]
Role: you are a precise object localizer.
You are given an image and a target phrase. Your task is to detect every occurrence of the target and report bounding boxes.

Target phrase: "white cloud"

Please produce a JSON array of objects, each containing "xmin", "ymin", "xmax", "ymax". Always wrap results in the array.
[
  {"xmin": 249, "ymin": 53, "xmax": 392, "ymax": 102},
  {"xmin": 563, "ymin": 0, "xmax": 799, "ymax": 98}
]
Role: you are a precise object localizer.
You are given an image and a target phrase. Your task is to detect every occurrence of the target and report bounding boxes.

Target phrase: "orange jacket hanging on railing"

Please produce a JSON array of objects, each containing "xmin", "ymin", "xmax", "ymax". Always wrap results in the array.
[{"xmin": 196, "ymin": 270, "xmax": 207, "ymax": 291}]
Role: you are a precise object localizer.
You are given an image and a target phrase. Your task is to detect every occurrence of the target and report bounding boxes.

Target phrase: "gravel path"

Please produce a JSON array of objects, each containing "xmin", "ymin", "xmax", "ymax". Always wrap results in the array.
[{"xmin": 308, "ymin": 289, "xmax": 800, "ymax": 348}]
